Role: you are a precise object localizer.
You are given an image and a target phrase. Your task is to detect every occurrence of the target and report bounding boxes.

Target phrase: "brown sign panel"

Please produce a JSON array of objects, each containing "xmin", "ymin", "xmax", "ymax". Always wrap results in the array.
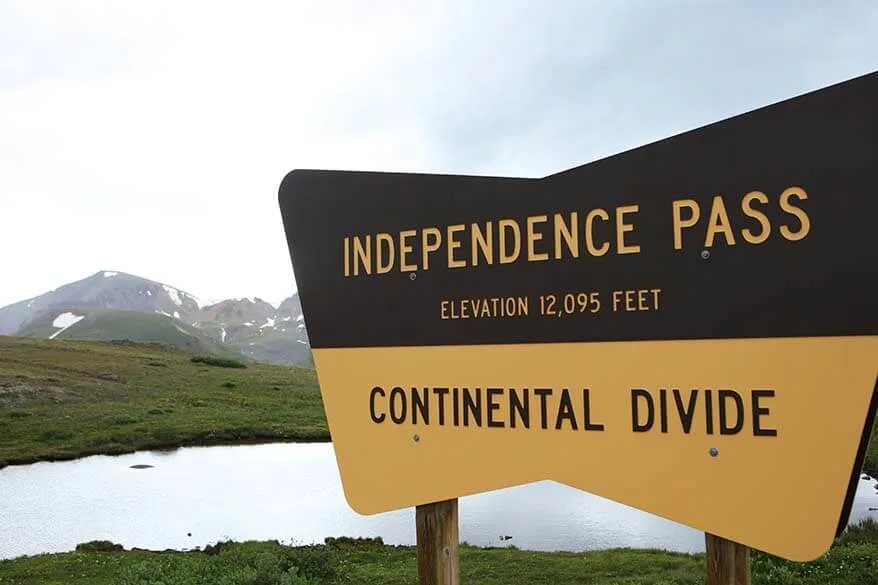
[{"xmin": 278, "ymin": 71, "xmax": 878, "ymax": 562}]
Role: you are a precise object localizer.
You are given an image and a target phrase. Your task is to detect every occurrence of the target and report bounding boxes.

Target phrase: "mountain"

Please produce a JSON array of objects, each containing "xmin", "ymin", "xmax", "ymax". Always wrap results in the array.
[
  {"xmin": 0, "ymin": 271, "xmax": 205, "ymax": 335},
  {"xmin": 15, "ymin": 308, "xmax": 240, "ymax": 358},
  {"xmin": 0, "ymin": 271, "xmax": 312, "ymax": 366},
  {"xmin": 189, "ymin": 296, "xmax": 311, "ymax": 365}
]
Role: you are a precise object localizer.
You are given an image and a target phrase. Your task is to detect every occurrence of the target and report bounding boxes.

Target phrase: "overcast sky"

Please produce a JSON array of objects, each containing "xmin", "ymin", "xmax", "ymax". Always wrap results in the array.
[{"xmin": 1, "ymin": 1, "xmax": 876, "ymax": 308}]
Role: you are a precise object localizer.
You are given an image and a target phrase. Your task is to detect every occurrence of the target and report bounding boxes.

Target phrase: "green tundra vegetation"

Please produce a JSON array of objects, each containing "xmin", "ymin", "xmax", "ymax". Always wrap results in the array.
[
  {"xmin": 0, "ymin": 336, "xmax": 328, "ymax": 468},
  {"xmin": 1, "ymin": 335, "xmax": 875, "ymax": 475},
  {"xmin": 0, "ymin": 524, "xmax": 877, "ymax": 585}
]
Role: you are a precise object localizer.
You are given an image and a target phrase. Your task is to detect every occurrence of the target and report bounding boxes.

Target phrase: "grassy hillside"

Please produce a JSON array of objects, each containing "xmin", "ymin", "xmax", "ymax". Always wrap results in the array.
[
  {"xmin": 16, "ymin": 308, "xmax": 243, "ymax": 359},
  {"xmin": 0, "ymin": 336, "xmax": 328, "ymax": 468},
  {"xmin": 0, "ymin": 334, "xmax": 875, "ymax": 476}
]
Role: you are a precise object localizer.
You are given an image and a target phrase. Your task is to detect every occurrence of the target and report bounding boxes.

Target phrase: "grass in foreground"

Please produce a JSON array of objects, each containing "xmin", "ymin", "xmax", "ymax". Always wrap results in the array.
[
  {"xmin": 0, "ymin": 336, "xmax": 328, "ymax": 468},
  {"xmin": 1, "ymin": 522, "xmax": 877, "ymax": 585}
]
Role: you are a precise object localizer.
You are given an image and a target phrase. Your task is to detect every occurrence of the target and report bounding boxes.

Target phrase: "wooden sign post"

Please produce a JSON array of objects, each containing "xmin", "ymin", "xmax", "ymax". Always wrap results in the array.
[
  {"xmin": 278, "ymin": 70, "xmax": 878, "ymax": 583},
  {"xmin": 416, "ymin": 499, "xmax": 460, "ymax": 585},
  {"xmin": 706, "ymin": 534, "xmax": 750, "ymax": 585}
]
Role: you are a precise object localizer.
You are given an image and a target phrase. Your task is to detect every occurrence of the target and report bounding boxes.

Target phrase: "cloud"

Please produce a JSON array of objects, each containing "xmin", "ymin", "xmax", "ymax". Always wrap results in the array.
[{"xmin": 0, "ymin": 0, "xmax": 876, "ymax": 308}]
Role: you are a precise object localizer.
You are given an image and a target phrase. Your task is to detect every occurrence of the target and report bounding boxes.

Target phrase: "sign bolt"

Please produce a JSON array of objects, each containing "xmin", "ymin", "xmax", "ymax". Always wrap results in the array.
[
  {"xmin": 413, "ymin": 433, "xmax": 420, "ymax": 442},
  {"xmin": 701, "ymin": 250, "xmax": 710, "ymax": 260},
  {"xmin": 709, "ymin": 447, "xmax": 719, "ymax": 457},
  {"xmin": 409, "ymin": 272, "xmax": 417, "ymax": 281}
]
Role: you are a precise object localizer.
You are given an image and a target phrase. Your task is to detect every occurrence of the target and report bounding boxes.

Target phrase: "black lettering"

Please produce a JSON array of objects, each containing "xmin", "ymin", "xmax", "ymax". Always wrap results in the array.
[
  {"xmin": 705, "ymin": 389, "xmax": 714, "ymax": 434},
  {"xmin": 433, "ymin": 387, "xmax": 449, "ymax": 425},
  {"xmin": 752, "ymin": 389, "xmax": 777, "ymax": 436},
  {"xmin": 452, "ymin": 387, "xmax": 460, "ymax": 426},
  {"xmin": 510, "ymin": 388, "xmax": 530, "ymax": 429},
  {"xmin": 631, "ymin": 389, "xmax": 654, "ymax": 432},
  {"xmin": 412, "ymin": 387, "xmax": 429, "ymax": 425},
  {"xmin": 487, "ymin": 388, "xmax": 504, "ymax": 428},
  {"xmin": 719, "ymin": 389, "xmax": 744, "ymax": 434},
  {"xmin": 583, "ymin": 388, "xmax": 604, "ymax": 431},
  {"xmin": 659, "ymin": 388, "xmax": 668, "ymax": 433},
  {"xmin": 534, "ymin": 388, "xmax": 552, "ymax": 429},
  {"xmin": 389, "ymin": 386, "xmax": 407, "ymax": 424},
  {"xmin": 555, "ymin": 388, "xmax": 578, "ymax": 430},
  {"xmin": 672, "ymin": 389, "xmax": 697, "ymax": 433},
  {"xmin": 463, "ymin": 388, "xmax": 482, "ymax": 427},
  {"xmin": 369, "ymin": 386, "xmax": 386, "ymax": 423}
]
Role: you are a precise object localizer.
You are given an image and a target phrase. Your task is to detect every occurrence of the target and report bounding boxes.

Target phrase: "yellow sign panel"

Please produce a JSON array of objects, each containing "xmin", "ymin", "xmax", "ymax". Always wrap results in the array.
[
  {"xmin": 313, "ymin": 337, "xmax": 876, "ymax": 562},
  {"xmin": 278, "ymin": 71, "xmax": 878, "ymax": 563}
]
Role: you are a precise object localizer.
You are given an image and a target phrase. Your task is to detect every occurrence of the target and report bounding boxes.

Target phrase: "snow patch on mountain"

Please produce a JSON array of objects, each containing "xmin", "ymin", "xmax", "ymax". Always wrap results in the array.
[
  {"xmin": 53, "ymin": 312, "xmax": 83, "ymax": 329},
  {"xmin": 296, "ymin": 315, "xmax": 304, "ymax": 322},
  {"xmin": 103, "ymin": 271, "xmax": 118, "ymax": 278},
  {"xmin": 221, "ymin": 327, "xmax": 227, "ymax": 342},
  {"xmin": 260, "ymin": 318, "xmax": 276, "ymax": 329},
  {"xmin": 162, "ymin": 285, "xmax": 183, "ymax": 306},
  {"xmin": 173, "ymin": 311, "xmax": 180, "ymax": 319},
  {"xmin": 49, "ymin": 312, "xmax": 84, "ymax": 339}
]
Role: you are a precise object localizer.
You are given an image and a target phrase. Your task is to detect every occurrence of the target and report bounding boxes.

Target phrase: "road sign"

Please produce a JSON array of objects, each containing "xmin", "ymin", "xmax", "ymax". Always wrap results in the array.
[{"xmin": 278, "ymin": 71, "xmax": 878, "ymax": 563}]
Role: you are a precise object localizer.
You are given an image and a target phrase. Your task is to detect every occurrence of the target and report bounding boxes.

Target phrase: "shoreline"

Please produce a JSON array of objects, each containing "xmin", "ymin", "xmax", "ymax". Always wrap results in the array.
[
  {"xmin": 3, "ymin": 434, "xmax": 876, "ymax": 481},
  {"xmin": 0, "ymin": 433, "xmax": 332, "ymax": 471},
  {"xmin": 2, "ymin": 526, "xmax": 876, "ymax": 585}
]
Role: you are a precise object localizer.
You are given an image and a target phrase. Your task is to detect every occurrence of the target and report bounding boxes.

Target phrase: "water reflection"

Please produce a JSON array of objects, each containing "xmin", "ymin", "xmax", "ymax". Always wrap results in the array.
[{"xmin": 0, "ymin": 442, "xmax": 875, "ymax": 560}]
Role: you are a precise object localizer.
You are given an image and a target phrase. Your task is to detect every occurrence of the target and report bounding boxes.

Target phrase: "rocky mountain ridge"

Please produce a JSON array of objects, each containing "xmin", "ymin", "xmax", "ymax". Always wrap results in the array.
[{"xmin": 0, "ymin": 271, "xmax": 311, "ymax": 365}]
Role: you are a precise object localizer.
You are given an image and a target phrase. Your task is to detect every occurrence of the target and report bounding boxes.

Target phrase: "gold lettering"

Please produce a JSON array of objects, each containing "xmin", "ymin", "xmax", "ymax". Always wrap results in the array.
[
  {"xmin": 625, "ymin": 290, "xmax": 636, "ymax": 311},
  {"xmin": 616, "ymin": 205, "xmax": 640, "ymax": 254},
  {"xmin": 480, "ymin": 301, "xmax": 491, "ymax": 318},
  {"xmin": 421, "ymin": 227, "xmax": 441, "ymax": 269},
  {"xmin": 741, "ymin": 191, "xmax": 771, "ymax": 245},
  {"xmin": 440, "ymin": 300, "xmax": 450, "ymax": 319},
  {"xmin": 375, "ymin": 233, "xmax": 394, "ymax": 274},
  {"xmin": 343, "ymin": 236, "xmax": 350, "ymax": 277},
  {"xmin": 638, "ymin": 289, "xmax": 648, "ymax": 310},
  {"xmin": 399, "ymin": 230, "xmax": 416, "ymax": 272},
  {"xmin": 447, "ymin": 224, "xmax": 466, "ymax": 268},
  {"xmin": 527, "ymin": 215, "xmax": 549, "ymax": 261},
  {"xmin": 499, "ymin": 219, "xmax": 521, "ymax": 264},
  {"xmin": 672, "ymin": 199, "xmax": 700, "ymax": 250},
  {"xmin": 353, "ymin": 235, "xmax": 371, "ymax": 275},
  {"xmin": 472, "ymin": 222, "xmax": 493, "ymax": 266},
  {"xmin": 704, "ymin": 195, "xmax": 736, "ymax": 247},
  {"xmin": 779, "ymin": 186, "xmax": 811, "ymax": 241},
  {"xmin": 611, "ymin": 288, "xmax": 662, "ymax": 311},
  {"xmin": 585, "ymin": 209, "xmax": 610, "ymax": 256},
  {"xmin": 554, "ymin": 212, "xmax": 579, "ymax": 259}
]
